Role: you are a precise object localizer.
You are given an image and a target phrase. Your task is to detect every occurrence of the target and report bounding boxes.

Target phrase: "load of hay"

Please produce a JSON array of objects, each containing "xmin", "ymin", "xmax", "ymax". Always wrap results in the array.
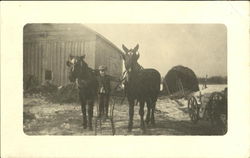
[{"xmin": 163, "ymin": 65, "xmax": 199, "ymax": 99}]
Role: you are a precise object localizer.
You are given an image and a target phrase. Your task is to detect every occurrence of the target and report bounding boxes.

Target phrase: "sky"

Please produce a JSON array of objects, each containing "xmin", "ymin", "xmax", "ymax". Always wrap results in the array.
[{"xmin": 86, "ymin": 24, "xmax": 227, "ymax": 78}]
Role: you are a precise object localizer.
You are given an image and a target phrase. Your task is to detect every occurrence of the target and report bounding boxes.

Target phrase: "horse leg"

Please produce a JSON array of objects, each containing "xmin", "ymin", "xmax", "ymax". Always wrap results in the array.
[
  {"xmin": 150, "ymin": 101, "xmax": 156, "ymax": 126},
  {"xmin": 145, "ymin": 100, "xmax": 151, "ymax": 125},
  {"xmin": 128, "ymin": 99, "xmax": 135, "ymax": 132},
  {"xmin": 79, "ymin": 94, "xmax": 87, "ymax": 129},
  {"xmin": 104, "ymin": 95, "xmax": 110, "ymax": 118},
  {"xmin": 139, "ymin": 100, "xmax": 145, "ymax": 132},
  {"xmin": 88, "ymin": 99, "xmax": 94, "ymax": 130},
  {"xmin": 98, "ymin": 94, "xmax": 104, "ymax": 118}
]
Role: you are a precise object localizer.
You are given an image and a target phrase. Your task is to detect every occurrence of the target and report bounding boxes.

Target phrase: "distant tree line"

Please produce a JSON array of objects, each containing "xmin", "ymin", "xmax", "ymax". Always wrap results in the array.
[{"xmin": 197, "ymin": 76, "xmax": 227, "ymax": 84}]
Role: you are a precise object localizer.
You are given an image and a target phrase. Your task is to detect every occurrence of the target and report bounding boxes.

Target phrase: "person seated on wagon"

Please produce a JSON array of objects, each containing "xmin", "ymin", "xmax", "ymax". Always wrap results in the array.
[{"xmin": 97, "ymin": 65, "xmax": 111, "ymax": 119}]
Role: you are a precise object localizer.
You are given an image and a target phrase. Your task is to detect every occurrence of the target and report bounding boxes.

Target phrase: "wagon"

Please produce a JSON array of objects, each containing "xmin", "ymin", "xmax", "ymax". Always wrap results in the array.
[{"xmin": 187, "ymin": 88, "xmax": 227, "ymax": 134}]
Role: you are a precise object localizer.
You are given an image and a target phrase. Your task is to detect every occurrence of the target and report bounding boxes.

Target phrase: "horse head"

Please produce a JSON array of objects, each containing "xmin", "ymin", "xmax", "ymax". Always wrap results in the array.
[
  {"xmin": 66, "ymin": 54, "xmax": 89, "ymax": 82},
  {"xmin": 121, "ymin": 44, "xmax": 140, "ymax": 72}
]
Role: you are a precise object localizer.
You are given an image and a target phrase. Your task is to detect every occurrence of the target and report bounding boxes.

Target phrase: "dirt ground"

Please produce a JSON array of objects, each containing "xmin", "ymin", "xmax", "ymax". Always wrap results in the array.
[{"xmin": 23, "ymin": 85, "xmax": 227, "ymax": 136}]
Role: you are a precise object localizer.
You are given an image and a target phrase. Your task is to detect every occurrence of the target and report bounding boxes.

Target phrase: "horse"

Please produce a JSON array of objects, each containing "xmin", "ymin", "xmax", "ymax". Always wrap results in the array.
[
  {"xmin": 121, "ymin": 44, "xmax": 161, "ymax": 132},
  {"xmin": 66, "ymin": 55, "xmax": 98, "ymax": 130}
]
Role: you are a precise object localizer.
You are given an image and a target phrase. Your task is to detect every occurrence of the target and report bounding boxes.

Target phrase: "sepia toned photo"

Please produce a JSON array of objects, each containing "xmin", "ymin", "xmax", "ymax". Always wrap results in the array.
[
  {"xmin": 2, "ymin": 1, "xmax": 250, "ymax": 158},
  {"xmin": 23, "ymin": 23, "xmax": 227, "ymax": 136}
]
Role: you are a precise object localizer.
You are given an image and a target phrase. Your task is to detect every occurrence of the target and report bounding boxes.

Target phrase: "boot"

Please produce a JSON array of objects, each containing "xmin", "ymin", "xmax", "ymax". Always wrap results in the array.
[{"xmin": 83, "ymin": 116, "xmax": 87, "ymax": 129}]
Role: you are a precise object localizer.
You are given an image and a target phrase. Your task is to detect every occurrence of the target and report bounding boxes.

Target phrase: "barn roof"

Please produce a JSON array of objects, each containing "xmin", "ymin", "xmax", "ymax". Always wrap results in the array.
[
  {"xmin": 83, "ymin": 25, "xmax": 124, "ymax": 55},
  {"xmin": 24, "ymin": 23, "xmax": 124, "ymax": 56}
]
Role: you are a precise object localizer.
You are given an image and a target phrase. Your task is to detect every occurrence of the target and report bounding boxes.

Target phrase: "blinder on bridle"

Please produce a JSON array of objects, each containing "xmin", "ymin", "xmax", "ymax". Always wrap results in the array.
[
  {"xmin": 66, "ymin": 55, "xmax": 86, "ymax": 72},
  {"xmin": 66, "ymin": 55, "xmax": 87, "ymax": 83},
  {"xmin": 121, "ymin": 44, "xmax": 140, "ymax": 72}
]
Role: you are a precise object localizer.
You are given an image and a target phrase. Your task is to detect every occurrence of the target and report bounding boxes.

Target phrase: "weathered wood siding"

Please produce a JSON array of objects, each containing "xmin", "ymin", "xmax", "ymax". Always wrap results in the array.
[
  {"xmin": 23, "ymin": 24, "xmax": 96, "ymax": 86},
  {"xmin": 23, "ymin": 24, "xmax": 122, "ymax": 89},
  {"xmin": 23, "ymin": 41, "xmax": 45, "ymax": 85}
]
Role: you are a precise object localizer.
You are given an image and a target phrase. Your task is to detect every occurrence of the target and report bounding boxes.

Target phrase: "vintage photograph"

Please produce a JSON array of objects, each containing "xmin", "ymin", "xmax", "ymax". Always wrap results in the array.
[{"xmin": 23, "ymin": 23, "xmax": 227, "ymax": 136}]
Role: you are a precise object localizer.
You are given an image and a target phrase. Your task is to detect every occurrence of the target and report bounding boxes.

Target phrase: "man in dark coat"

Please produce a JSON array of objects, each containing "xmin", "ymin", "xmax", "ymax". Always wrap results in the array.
[{"xmin": 97, "ymin": 65, "xmax": 111, "ymax": 118}]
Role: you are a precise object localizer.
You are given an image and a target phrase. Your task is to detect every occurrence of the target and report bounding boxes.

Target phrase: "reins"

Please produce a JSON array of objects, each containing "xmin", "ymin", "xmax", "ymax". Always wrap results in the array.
[
  {"xmin": 113, "ymin": 70, "xmax": 127, "ymax": 90},
  {"xmin": 112, "ymin": 70, "xmax": 128, "ymax": 104}
]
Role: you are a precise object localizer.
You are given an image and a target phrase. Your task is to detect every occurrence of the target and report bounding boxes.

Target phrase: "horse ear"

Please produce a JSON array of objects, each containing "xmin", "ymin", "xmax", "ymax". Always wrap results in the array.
[
  {"xmin": 135, "ymin": 52, "xmax": 140, "ymax": 60},
  {"xmin": 133, "ymin": 44, "xmax": 139, "ymax": 53},
  {"xmin": 122, "ymin": 44, "xmax": 129, "ymax": 53},
  {"xmin": 66, "ymin": 61, "xmax": 71, "ymax": 67},
  {"xmin": 121, "ymin": 52, "xmax": 125, "ymax": 60}
]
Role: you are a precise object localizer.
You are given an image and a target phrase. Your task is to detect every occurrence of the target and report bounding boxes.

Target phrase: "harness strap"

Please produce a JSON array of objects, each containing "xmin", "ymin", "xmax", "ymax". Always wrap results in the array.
[
  {"xmin": 112, "ymin": 70, "xmax": 127, "ymax": 92},
  {"xmin": 109, "ymin": 70, "xmax": 128, "ymax": 105}
]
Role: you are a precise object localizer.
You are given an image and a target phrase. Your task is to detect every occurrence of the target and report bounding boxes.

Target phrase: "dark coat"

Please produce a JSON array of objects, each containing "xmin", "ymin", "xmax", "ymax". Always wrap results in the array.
[{"xmin": 97, "ymin": 75, "xmax": 111, "ymax": 94}]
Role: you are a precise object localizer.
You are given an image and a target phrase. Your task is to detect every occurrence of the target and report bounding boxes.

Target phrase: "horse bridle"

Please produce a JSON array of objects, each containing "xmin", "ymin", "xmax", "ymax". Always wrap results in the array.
[{"xmin": 69, "ymin": 58, "xmax": 90, "ymax": 88}]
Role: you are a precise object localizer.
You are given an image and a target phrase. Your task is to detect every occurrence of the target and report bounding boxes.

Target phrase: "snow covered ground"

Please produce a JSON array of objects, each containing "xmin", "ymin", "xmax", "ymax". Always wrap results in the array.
[{"xmin": 23, "ymin": 84, "xmax": 227, "ymax": 135}]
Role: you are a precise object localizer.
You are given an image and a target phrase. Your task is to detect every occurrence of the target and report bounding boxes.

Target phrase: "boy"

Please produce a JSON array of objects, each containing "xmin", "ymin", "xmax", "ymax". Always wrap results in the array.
[{"xmin": 97, "ymin": 65, "xmax": 111, "ymax": 118}]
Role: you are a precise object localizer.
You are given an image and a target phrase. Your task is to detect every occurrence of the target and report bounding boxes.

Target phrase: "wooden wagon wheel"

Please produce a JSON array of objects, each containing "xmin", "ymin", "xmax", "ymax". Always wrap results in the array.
[
  {"xmin": 188, "ymin": 96, "xmax": 199, "ymax": 123},
  {"xmin": 207, "ymin": 92, "xmax": 226, "ymax": 133}
]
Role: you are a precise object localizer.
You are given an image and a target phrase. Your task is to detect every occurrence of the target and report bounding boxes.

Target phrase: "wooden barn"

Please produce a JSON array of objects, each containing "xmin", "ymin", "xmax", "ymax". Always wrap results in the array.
[{"xmin": 23, "ymin": 24, "xmax": 123, "ymax": 89}]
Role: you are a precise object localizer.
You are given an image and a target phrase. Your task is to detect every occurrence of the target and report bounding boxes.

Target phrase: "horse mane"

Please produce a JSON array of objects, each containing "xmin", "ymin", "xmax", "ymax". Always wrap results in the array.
[
  {"xmin": 80, "ymin": 61, "xmax": 101, "ymax": 81},
  {"xmin": 77, "ymin": 59, "xmax": 98, "ymax": 92},
  {"xmin": 81, "ymin": 59, "xmax": 88, "ymax": 69},
  {"xmin": 76, "ymin": 59, "xmax": 92, "ymax": 80},
  {"xmin": 134, "ymin": 62, "xmax": 144, "ymax": 71}
]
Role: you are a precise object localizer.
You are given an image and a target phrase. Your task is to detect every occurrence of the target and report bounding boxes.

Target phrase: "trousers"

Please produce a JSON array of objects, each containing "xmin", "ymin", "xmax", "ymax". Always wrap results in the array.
[{"xmin": 98, "ymin": 93, "xmax": 110, "ymax": 117}]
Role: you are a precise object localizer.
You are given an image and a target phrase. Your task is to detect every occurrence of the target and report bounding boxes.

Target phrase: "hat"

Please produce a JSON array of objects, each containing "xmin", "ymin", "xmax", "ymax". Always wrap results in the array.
[{"xmin": 98, "ymin": 65, "xmax": 107, "ymax": 71}]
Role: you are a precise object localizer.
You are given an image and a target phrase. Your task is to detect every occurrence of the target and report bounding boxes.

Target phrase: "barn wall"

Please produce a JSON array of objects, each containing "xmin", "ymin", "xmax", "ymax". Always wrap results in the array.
[
  {"xmin": 23, "ymin": 24, "xmax": 96, "ymax": 87},
  {"xmin": 95, "ymin": 36, "xmax": 123, "ymax": 78},
  {"xmin": 23, "ymin": 41, "xmax": 45, "ymax": 86},
  {"xmin": 23, "ymin": 24, "xmax": 122, "ymax": 89},
  {"xmin": 95, "ymin": 36, "xmax": 123, "ymax": 90},
  {"xmin": 84, "ymin": 40, "xmax": 96, "ymax": 69}
]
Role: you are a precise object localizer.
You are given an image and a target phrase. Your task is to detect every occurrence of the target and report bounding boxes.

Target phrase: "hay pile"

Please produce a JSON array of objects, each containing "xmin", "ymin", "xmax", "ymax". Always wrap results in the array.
[
  {"xmin": 48, "ymin": 83, "xmax": 79, "ymax": 104},
  {"xmin": 24, "ymin": 82, "xmax": 79, "ymax": 104},
  {"xmin": 24, "ymin": 81, "xmax": 58, "ymax": 97},
  {"xmin": 163, "ymin": 65, "xmax": 199, "ymax": 95},
  {"xmin": 24, "ymin": 81, "xmax": 125, "ymax": 104}
]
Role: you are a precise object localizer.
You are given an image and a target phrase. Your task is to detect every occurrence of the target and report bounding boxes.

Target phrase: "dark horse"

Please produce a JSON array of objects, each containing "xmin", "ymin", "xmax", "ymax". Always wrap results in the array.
[
  {"xmin": 121, "ymin": 44, "xmax": 161, "ymax": 132},
  {"xmin": 66, "ymin": 55, "xmax": 98, "ymax": 130}
]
